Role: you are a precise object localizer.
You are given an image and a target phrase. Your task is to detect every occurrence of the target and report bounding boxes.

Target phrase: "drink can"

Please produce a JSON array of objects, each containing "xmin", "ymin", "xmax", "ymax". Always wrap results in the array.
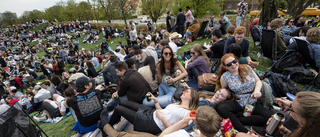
[
  {"xmin": 266, "ymin": 113, "xmax": 285, "ymax": 135},
  {"xmin": 146, "ymin": 94, "xmax": 151, "ymax": 102}
]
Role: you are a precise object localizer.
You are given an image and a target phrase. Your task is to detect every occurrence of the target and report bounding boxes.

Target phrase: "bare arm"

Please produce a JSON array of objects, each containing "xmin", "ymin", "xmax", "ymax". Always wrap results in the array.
[
  {"xmin": 156, "ymin": 63, "xmax": 162, "ymax": 83},
  {"xmin": 159, "ymin": 114, "xmax": 193, "ymax": 137},
  {"xmin": 156, "ymin": 110, "xmax": 172, "ymax": 128},
  {"xmin": 172, "ymin": 60, "xmax": 188, "ymax": 82},
  {"xmin": 251, "ymin": 69, "xmax": 262, "ymax": 98}
]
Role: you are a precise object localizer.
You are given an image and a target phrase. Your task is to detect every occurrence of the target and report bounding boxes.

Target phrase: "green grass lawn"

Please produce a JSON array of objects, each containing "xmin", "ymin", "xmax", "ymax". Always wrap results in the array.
[{"xmin": 28, "ymin": 30, "xmax": 305, "ymax": 136}]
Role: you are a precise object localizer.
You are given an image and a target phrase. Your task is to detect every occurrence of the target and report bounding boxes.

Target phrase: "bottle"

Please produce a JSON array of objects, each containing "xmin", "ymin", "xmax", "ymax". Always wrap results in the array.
[
  {"xmin": 266, "ymin": 113, "xmax": 285, "ymax": 135},
  {"xmin": 177, "ymin": 55, "xmax": 185, "ymax": 66}
]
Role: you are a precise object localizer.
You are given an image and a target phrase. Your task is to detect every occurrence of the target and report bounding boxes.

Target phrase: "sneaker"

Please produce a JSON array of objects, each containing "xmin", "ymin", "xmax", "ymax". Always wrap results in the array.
[
  {"xmin": 44, "ymin": 119, "xmax": 53, "ymax": 123},
  {"xmin": 33, "ymin": 116, "xmax": 40, "ymax": 122}
]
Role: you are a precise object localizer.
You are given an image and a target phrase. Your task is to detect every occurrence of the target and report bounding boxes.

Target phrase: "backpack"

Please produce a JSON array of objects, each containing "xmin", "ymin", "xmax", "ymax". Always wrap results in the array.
[
  {"xmin": 39, "ymin": 75, "xmax": 46, "ymax": 80},
  {"xmin": 312, "ymin": 74, "xmax": 320, "ymax": 88},
  {"xmin": 58, "ymin": 60, "xmax": 65, "ymax": 69},
  {"xmin": 265, "ymin": 72, "xmax": 300, "ymax": 97},
  {"xmin": 271, "ymin": 51, "xmax": 302, "ymax": 73},
  {"xmin": 210, "ymin": 58, "xmax": 220, "ymax": 73},
  {"xmin": 283, "ymin": 67, "xmax": 315, "ymax": 84}
]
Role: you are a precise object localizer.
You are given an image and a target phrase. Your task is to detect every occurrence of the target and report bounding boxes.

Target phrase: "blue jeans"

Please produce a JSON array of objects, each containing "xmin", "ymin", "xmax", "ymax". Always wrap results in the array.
[
  {"xmin": 103, "ymin": 73, "xmax": 115, "ymax": 86},
  {"xmin": 236, "ymin": 16, "xmax": 243, "ymax": 27},
  {"xmin": 186, "ymin": 31, "xmax": 192, "ymax": 39},
  {"xmin": 143, "ymin": 83, "xmax": 176, "ymax": 108},
  {"xmin": 106, "ymin": 95, "xmax": 128, "ymax": 111}
]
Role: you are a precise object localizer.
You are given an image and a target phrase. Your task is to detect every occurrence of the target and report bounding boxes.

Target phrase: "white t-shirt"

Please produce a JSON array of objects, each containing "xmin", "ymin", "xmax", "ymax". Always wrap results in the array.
[
  {"xmin": 289, "ymin": 36, "xmax": 307, "ymax": 44},
  {"xmin": 153, "ymin": 104, "xmax": 192, "ymax": 131},
  {"xmin": 169, "ymin": 41, "xmax": 178, "ymax": 54},
  {"xmin": 164, "ymin": 129, "xmax": 191, "ymax": 137},
  {"xmin": 56, "ymin": 96, "xmax": 64, "ymax": 103},
  {"xmin": 60, "ymin": 100, "xmax": 67, "ymax": 112}
]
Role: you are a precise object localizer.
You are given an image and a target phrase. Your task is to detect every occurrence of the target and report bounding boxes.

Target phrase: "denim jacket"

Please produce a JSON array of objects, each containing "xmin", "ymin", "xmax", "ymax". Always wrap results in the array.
[
  {"xmin": 281, "ymin": 25, "xmax": 297, "ymax": 35},
  {"xmin": 308, "ymin": 42, "xmax": 320, "ymax": 67}
]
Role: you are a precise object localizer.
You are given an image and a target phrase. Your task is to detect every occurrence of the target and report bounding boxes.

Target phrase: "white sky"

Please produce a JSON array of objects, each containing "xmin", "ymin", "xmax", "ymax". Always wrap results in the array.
[{"xmin": 0, "ymin": 0, "xmax": 86, "ymax": 17}]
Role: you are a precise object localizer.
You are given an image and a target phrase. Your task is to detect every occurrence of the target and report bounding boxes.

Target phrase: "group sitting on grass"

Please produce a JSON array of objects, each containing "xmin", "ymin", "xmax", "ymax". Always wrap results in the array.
[{"xmin": 1, "ymin": 11, "xmax": 320, "ymax": 137}]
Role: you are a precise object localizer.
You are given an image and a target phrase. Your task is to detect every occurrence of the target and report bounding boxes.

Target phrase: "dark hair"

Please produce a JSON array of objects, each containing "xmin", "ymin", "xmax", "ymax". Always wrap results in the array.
[
  {"xmin": 159, "ymin": 46, "xmax": 178, "ymax": 75},
  {"xmin": 160, "ymin": 39, "xmax": 169, "ymax": 46},
  {"xmin": 26, "ymin": 91, "xmax": 34, "ymax": 97},
  {"xmin": 300, "ymin": 26, "xmax": 310, "ymax": 36},
  {"xmin": 293, "ymin": 15, "xmax": 303, "ymax": 25},
  {"xmin": 11, "ymin": 89, "xmax": 17, "ymax": 93},
  {"xmin": 51, "ymin": 75, "xmax": 61, "ymax": 86},
  {"xmin": 64, "ymin": 87, "xmax": 76, "ymax": 97},
  {"xmin": 115, "ymin": 61, "xmax": 128, "ymax": 71},
  {"xmin": 211, "ymin": 29, "xmax": 222, "ymax": 39},
  {"xmin": 226, "ymin": 43, "xmax": 241, "ymax": 58},
  {"xmin": 125, "ymin": 58, "xmax": 135, "ymax": 69},
  {"xmin": 186, "ymin": 6, "xmax": 190, "ymax": 9},
  {"xmin": 178, "ymin": 8, "xmax": 182, "ymax": 12},
  {"xmin": 144, "ymin": 56, "xmax": 157, "ymax": 80},
  {"xmin": 41, "ymin": 59, "xmax": 45, "ymax": 63},
  {"xmin": 87, "ymin": 61, "xmax": 94, "ymax": 68},
  {"xmin": 285, "ymin": 18, "xmax": 293, "ymax": 26},
  {"xmin": 167, "ymin": 11, "xmax": 170, "ymax": 14},
  {"xmin": 109, "ymin": 55, "xmax": 118, "ymax": 62},
  {"xmin": 42, "ymin": 81, "xmax": 51, "ymax": 86}
]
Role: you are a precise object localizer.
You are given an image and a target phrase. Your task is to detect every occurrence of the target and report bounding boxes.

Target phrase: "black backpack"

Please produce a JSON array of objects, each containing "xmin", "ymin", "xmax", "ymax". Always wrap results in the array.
[
  {"xmin": 265, "ymin": 72, "xmax": 300, "ymax": 97},
  {"xmin": 271, "ymin": 51, "xmax": 302, "ymax": 73},
  {"xmin": 210, "ymin": 58, "xmax": 220, "ymax": 73},
  {"xmin": 312, "ymin": 74, "xmax": 320, "ymax": 88},
  {"xmin": 283, "ymin": 67, "xmax": 315, "ymax": 84}
]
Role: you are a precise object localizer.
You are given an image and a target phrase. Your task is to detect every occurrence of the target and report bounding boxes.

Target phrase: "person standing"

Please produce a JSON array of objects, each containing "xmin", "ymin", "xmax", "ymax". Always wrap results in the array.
[
  {"xmin": 176, "ymin": 8, "xmax": 186, "ymax": 38},
  {"xmin": 185, "ymin": 6, "xmax": 193, "ymax": 29},
  {"xmin": 166, "ymin": 11, "xmax": 172, "ymax": 33},
  {"xmin": 170, "ymin": 13, "xmax": 176, "ymax": 32},
  {"xmin": 235, "ymin": 0, "xmax": 248, "ymax": 27}
]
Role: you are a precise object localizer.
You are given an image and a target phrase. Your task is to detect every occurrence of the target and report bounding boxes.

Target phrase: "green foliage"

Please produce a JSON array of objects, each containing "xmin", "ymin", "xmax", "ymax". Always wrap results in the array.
[
  {"xmin": 18, "ymin": 10, "xmax": 44, "ymax": 24},
  {"xmin": 44, "ymin": 5, "xmax": 64, "ymax": 21},
  {"xmin": 0, "ymin": 11, "xmax": 18, "ymax": 27},
  {"xmin": 98, "ymin": 0, "xmax": 120, "ymax": 22},
  {"xmin": 140, "ymin": 0, "xmax": 170, "ymax": 23},
  {"xmin": 170, "ymin": 0, "xmax": 224, "ymax": 18},
  {"xmin": 77, "ymin": 1, "xmax": 92, "ymax": 22}
]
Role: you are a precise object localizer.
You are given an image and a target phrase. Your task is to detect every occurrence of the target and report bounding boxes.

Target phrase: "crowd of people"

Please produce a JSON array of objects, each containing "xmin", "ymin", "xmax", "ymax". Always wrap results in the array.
[{"xmin": 1, "ymin": 2, "xmax": 320, "ymax": 137}]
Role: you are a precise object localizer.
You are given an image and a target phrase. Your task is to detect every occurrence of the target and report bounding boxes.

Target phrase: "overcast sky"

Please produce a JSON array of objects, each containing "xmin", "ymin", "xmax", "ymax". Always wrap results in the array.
[{"xmin": 0, "ymin": 0, "xmax": 86, "ymax": 17}]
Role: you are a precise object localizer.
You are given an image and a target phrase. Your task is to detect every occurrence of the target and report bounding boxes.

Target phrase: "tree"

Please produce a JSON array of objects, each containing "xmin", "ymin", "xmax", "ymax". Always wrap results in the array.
[
  {"xmin": 140, "ymin": 0, "xmax": 171, "ymax": 23},
  {"xmin": 116, "ymin": 0, "xmax": 138, "ymax": 25},
  {"xmin": 61, "ymin": 0, "xmax": 78, "ymax": 21},
  {"xmin": 91, "ymin": 0, "xmax": 103, "ymax": 23},
  {"xmin": 1, "ymin": 11, "xmax": 18, "ymax": 27},
  {"xmin": 285, "ymin": 0, "xmax": 319, "ymax": 17},
  {"xmin": 98, "ymin": 0, "xmax": 118, "ymax": 23},
  {"xmin": 77, "ymin": 1, "xmax": 92, "ymax": 22},
  {"xmin": 170, "ymin": 0, "xmax": 223, "ymax": 18},
  {"xmin": 44, "ymin": 5, "xmax": 64, "ymax": 21}
]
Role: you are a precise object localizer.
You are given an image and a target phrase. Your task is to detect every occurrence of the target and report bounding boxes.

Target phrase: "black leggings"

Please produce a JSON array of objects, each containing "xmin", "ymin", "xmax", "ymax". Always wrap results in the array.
[
  {"xmin": 217, "ymin": 100, "xmax": 273, "ymax": 132},
  {"xmin": 109, "ymin": 100, "xmax": 140, "ymax": 126}
]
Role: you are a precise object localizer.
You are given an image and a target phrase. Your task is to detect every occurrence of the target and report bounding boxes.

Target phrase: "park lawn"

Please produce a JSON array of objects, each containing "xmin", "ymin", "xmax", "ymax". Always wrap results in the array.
[{"xmin": 30, "ymin": 32, "xmax": 306, "ymax": 136}]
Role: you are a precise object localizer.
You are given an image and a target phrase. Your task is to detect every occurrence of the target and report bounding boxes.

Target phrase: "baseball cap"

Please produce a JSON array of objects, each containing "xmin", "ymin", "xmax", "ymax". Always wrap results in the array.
[
  {"xmin": 34, "ymin": 85, "xmax": 41, "ymax": 90},
  {"xmin": 75, "ymin": 76, "xmax": 94, "ymax": 88}
]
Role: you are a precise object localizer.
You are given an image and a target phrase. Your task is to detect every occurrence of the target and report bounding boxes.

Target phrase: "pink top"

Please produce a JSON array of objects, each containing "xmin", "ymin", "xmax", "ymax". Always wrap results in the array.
[{"xmin": 185, "ymin": 10, "xmax": 192, "ymax": 23}]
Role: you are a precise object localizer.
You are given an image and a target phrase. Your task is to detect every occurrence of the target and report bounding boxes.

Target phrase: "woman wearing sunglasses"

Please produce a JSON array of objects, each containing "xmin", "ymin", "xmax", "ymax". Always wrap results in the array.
[
  {"xmin": 282, "ymin": 18, "xmax": 297, "ymax": 35},
  {"xmin": 143, "ymin": 46, "xmax": 187, "ymax": 108},
  {"xmin": 102, "ymin": 88, "xmax": 199, "ymax": 135},
  {"xmin": 184, "ymin": 44, "xmax": 210, "ymax": 82},
  {"xmin": 237, "ymin": 91, "xmax": 320, "ymax": 137},
  {"xmin": 216, "ymin": 53, "xmax": 272, "ymax": 133}
]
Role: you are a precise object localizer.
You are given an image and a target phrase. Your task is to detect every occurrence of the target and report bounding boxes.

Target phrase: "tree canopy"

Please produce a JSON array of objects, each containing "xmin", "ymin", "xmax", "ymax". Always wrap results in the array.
[{"xmin": 140, "ymin": 0, "xmax": 171, "ymax": 23}]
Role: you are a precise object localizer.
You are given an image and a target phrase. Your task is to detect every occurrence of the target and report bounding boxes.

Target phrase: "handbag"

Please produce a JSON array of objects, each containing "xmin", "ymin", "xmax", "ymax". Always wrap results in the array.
[{"xmin": 198, "ymin": 73, "xmax": 218, "ymax": 87}]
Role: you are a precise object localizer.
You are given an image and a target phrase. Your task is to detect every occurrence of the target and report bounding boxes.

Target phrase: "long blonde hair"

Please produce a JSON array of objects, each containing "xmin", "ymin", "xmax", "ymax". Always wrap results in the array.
[
  {"xmin": 291, "ymin": 91, "xmax": 320, "ymax": 137},
  {"xmin": 191, "ymin": 44, "xmax": 210, "ymax": 66},
  {"xmin": 177, "ymin": 88, "xmax": 199, "ymax": 110}
]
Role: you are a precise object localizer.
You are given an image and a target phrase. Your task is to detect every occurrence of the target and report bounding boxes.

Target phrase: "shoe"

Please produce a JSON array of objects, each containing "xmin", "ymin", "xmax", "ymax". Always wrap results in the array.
[
  {"xmin": 44, "ymin": 119, "xmax": 53, "ymax": 123},
  {"xmin": 33, "ymin": 116, "xmax": 40, "ymax": 122}
]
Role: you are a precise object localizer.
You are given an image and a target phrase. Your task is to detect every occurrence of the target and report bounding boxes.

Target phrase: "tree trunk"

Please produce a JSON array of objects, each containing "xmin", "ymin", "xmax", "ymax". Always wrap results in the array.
[
  {"xmin": 286, "ymin": 0, "xmax": 318, "ymax": 18},
  {"xmin": 260, "ymin": 0, "xmax": 278, "ymax": 27}
]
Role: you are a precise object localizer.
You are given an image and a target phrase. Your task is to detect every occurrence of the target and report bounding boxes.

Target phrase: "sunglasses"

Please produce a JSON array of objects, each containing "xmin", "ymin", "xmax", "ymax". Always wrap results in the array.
[
  {"xmin": 225, "ymin": 59, "xmax": 237, "ymax": 67},
  {"xmin": 289, "ymin": 21, "xmax": 293, "ymax": 23},
  {"xmin": 164, "ymin": 52, "xmax": 172, "ymax": 56},
  {"xmin": 289, "ymin": 103, "xmax": 295, "ymax": 113},
  {"xmin": 190, "ymin": 52, "xmax": 195, "ymax": 55}
]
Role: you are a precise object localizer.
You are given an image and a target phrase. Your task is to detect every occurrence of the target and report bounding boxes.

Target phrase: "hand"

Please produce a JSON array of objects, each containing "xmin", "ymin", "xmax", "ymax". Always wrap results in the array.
[
  {"xmin": 166, "ymin": 77, "xmax": 175, "ymax": 84},
  {"xmin": 251, "ymin": 91, "xmax": 261, "ymax": 98},
  {"xmin": 182, "ymin": 113, "xmax": 194, "ymax": 123},
  {"xmin": 274, "ymin": 98, "xmax": 292, "ymax": 111},
  {"xmin": 146, "ymin": 92, "xmax": 157, "ymax": 102},
  {"xmin": 112, "ymin": 91, "xmax": 118, "ymax": 100},
  {"xmin": 209, "ymin": 40, "xmax": 214, "ymax": 45}
]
